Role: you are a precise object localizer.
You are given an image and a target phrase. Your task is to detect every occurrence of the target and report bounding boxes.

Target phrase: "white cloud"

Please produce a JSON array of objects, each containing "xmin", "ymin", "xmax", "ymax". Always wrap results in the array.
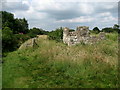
[
  {"xmin": 97, "ymin": 12, "xmax": 111, "ymax": 17},
  {"xmin": 2, "ymin": 0, "xmax": 118, "ymax": 30},
  {"xmin": 78, "ymin": 3, "xmax": 94, "ymax": 14},
  {"xmin": 13, "ymin": 8, "xmax": 47, "ymax": 20},
  {"xmin": 56, "ymin": 16, "xmax": 94, "ymax": 23},
  {"xmin": 31, "ymin": 0, "xmax": 119, "ymax": 3},
  {"xmin": 5, "ymin": 0, "xmax": 22, "ymax": 2},
  {"xmin": 100, "ymin": 3, "xmax": 118, "ymax": 10},
  {"xmin": 94, "ymin": 12, "xmax": 117, "ymax": 23},
  {"xmin": 31, "ymin": 0, "xmax": 76, "ymax": 11},
  {"xmin": 2, "ymin": 1, "xmax": 29, "ymax": 11},
  {"xmin": 4, "ymin": 0, "xmax": 119, "ymax": 3},
  {"xmin": 101, "ymin": 16, "xmax": 117, "ymax": 23},
  {"xmin": 22, "ymin": 0, "xmax": 29, "ymax": 5}
]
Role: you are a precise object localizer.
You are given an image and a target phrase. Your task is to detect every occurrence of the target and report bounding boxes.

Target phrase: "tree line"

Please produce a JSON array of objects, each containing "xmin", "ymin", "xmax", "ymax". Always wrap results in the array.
[
  {"xmin": 1, "ymin": 11, "xmax": 119, "ymax": 53},
  {"xmin": 91, "ymin": 25, "xmax": 119, "ymax": 34}
]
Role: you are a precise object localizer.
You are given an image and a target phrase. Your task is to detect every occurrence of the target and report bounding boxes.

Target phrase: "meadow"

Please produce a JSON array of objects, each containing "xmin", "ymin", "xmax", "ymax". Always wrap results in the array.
[{"xmin": 2, "ymin": 33, "xmax": 118, "ymax": 88}]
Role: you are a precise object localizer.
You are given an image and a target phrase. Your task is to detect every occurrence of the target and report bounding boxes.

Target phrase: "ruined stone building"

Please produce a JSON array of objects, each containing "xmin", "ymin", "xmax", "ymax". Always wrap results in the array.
[{"xmin": 63, "ymin": 26, "xmax": 105, "ymax": 46}]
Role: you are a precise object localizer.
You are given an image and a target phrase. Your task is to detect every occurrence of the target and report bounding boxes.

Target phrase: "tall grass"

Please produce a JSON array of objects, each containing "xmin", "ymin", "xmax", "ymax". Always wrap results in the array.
[{"xmin": 3, "ymin": 33, "xmax": 118, "ymax": 88}]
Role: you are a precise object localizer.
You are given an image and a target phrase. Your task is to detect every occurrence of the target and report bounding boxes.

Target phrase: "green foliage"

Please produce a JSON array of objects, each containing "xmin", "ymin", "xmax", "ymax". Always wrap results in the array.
[
  {"xmin": 1, "ymin": 11, "xmax": 119, "ymax": 88},
  {"xmin": 28, "ymin": 27, "xmax": 48, "ymax": 38},
  {"xmin": 14, "ymin": 18, "xmax": 29, "ymax": 34},
  {"xmin": 1, "ymin": 11, "xmax": 30, "ymax": 52},
  {"xmin": 1, "ymin": 11, "xmax": 29, "ymax": 34},
  {"xmin": 1, "ymin": 11, "xmax": 50, "ymax": 53},
  {"xmin": 48, "ymin": 27, "xmax": 63, "ymax": 42},
  {"xmin": 92, "ymin": 27, "xmax": 100, "ymax": 34},
  {"xmin": 2, "ymin": 27, "xmax": 30, "ymax": 53},
  {"xmin": 106, "ymin": 33, "xmax": 118, "ymax": 41},
  {"xmin": 2, "ymin": 11, "xmax": 14, "ymax": 30},
  {"xmin": 102, "ymin": 24, "xmax": 120, "ymax": 33},
  {"xmin": 15, "ymin": 34, "xmax": 30, "ymax": 47},
  {"xmin": 102, "ymin": 27, "xmax": 114, "ymax": 33},
  {"xmin": 48, "ymin": 28, "xmax": 74, "ymax": 42},
  {"xmin": 2, "ymin": 33, "xmax": 118, "ymax": 88},
  {"xmin": 2, "ymin": 27, "xmax": 17, "ymax": 52},
  {"xmin": 69, "ymin": 29, "xmax": 75, "ymax": 32},
  {"xmin": 113, "ymin": 24, "xmax": 119, "ymax": 29},
  {"xmin": 28, "ymin": 28, "xmax": 41, "ymax": 38}
]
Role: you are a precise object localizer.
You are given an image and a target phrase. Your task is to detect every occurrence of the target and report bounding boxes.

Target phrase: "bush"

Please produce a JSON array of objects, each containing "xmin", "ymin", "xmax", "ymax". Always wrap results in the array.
[
  {"xmin": 2, "ymin": 27, "xmax": 31, "ymax": 53},
  {"xmin": 48, "ymin": 28, "xmax": 63, "ymax": 42},
  {"xmin": 92, "ymin": 27, "xmax": 100, "ymax": 34},
  {"xmin": 102, "ymin": 27, "xmax": 119, "ymax": 33},
  {"xmin": 28, "ymin": 27, "xmax": 48, "ymax": 38},
  {"xmin": 2, "ymin": 27, "xmax": 17, "ymax": 52},
  {"xmin": 15, "ymin": 34, "xmax": 30, "ymax": 48}
]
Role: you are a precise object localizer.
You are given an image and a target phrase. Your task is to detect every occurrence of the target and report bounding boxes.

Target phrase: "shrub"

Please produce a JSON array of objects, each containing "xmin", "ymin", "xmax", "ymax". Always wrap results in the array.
[
  {"xmin": 2, "ymin": 27, "xmax": 17, "ymax": 52},
  {"xmin": 15, "ymin": 34, "xmax": 30, "ymax": 48},
  {"xmin": 48, "ymin": 28, "xmax": 63, "ymax": 42},
  {"xmin": 92, "ymin": 27, "xmax": 100, "ymax": 34},
  {"xmin": 28, "ymin": 27, "xmax": 48, "ymax": 38},
  {"xmin": 2, "ymin": 27, "xmax": 31, "ymax": 53},
  {"xmin": 102, "ymin": 27, "xmax": 119, "ymax": 33}
]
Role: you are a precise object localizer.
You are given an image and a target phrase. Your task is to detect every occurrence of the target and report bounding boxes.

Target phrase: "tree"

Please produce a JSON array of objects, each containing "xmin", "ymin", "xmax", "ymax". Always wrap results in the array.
[
  {"xmin": 113, "ymin": 24, "xmax": 119, "ymax": 33},
  {"xmin": 2, "ymin": 27, "xmax": 17, "ymax": 52},
  {"xmin": 102, "ymin": 24, "xmax": 120, "ymax": 33},
  {"xmin": 14, "ymin": 18, "xmax": 29, "ymax": 34},
  {"xmin": 1, "ymin": 11, "xmax": 29, "ymax": 34},
  {"xmin": 2, "ymin": 11, "xmax": 15, "ymax": 31},
  {"xmin": 28, "ymin": 27, "xmax": 42, "ymax": 38},
  {"xmin": 113, "ymin": 24, "xmax": 119, "ymax": 29},
  {"xmin": 93, "ymin": 27, "xmax": 100, "ymax": 34},
  {"xmin": 28, "ymin": 27, "xmax": 49, "ymax": 38},
  {"xmin": 102, "ymin": 27, "xmax": 113, "ymax": 33},
  {"xmin": 69, "ymin": 29, "xmax": 75, "ymax": 32},
  {"xmin": 48, "ymin": 27, "xmax": 63, "ymax": 42}
]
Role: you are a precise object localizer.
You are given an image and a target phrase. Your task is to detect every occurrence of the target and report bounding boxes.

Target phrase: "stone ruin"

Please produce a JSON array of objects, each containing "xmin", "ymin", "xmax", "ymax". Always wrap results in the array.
[
  {"xmin": 63, "ymin": 26, "xmax": 106, "ymax": 46},
  {"xmin": 18, "ymin": 26, "xmax": 106, "ymax": 49},
  {"xmin": 19, "ymin": 37, "xmax": 38, "ymax": 50},
  {"xmin": 19, "ymin": 35, "xmax": 48, "ymax": 50}
]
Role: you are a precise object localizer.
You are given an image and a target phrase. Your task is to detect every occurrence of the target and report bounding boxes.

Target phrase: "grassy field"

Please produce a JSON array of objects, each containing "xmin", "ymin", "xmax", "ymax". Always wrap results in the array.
[{"xmin": 2, "ymin": 33, "xmax": 118, "ymax": 88}]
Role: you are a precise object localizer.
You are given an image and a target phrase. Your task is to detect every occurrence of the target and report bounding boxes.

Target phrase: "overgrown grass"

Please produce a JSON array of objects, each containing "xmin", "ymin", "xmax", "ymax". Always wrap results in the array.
[{"xmin": 3, "ymin": 33, "xmax": 118, "ymax": 88}]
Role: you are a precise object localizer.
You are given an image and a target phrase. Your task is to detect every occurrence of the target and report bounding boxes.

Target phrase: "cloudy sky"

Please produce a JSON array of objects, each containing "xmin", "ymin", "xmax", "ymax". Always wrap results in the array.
[{"xmin": 1, "ymin": 0, "xmax": 119, "ymax": 31}]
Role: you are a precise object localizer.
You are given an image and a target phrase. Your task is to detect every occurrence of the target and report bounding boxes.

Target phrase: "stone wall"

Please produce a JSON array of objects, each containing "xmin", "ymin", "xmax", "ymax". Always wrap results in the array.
[
  {"xmin": 63, "ymin": 26, "xmax": 106, "ymax": 46},
  {"xmin": 19, "ymin": 35, "xmax": 48, "ymax": 50},
  {"xmin": 19, "ymin": 37, "xmax": 38, "ymax": 50}
]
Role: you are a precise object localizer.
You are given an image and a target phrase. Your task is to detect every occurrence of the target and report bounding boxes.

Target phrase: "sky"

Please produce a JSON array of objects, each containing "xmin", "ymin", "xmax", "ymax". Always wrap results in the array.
[{"xmin": 1, "ymin": 0, "xmax": 119, "ymax": 31}]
